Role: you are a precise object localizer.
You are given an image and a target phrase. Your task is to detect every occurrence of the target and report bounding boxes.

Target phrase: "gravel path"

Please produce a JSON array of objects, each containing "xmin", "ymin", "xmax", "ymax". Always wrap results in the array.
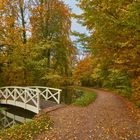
[{"xmin": 36, "ymin": 89, "xmax": 140, "ymax": 140}]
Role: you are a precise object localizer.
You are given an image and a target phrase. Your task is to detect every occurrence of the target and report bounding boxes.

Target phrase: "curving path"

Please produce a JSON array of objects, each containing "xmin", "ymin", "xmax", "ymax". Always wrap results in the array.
[{"xmin": 36, "ymin": 88, "xmax": 140, "ymax": 140}]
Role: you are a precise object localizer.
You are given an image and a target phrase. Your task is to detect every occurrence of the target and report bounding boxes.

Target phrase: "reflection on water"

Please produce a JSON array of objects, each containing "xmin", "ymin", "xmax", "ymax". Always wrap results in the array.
[
  {"xmin": 0, "ymin": 105, "xmax": 35, "ymax": 129},
  {"xmin": 0, "ymin": 87, "xmax": 83, "ymax": 130},
  {"xmin": 61, "ymin": 87, "xmax": 83, "ymax": 104}
]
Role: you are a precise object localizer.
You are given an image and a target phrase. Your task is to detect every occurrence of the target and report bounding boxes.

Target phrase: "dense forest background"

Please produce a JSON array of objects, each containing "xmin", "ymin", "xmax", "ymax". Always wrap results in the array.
[
  {"xmin": 0, "ymin": 0, "xmax": 76, "ymax": 87},
  {"xmin": 0, "ymin": 0, "xmax": 140, "ymax": 106}
]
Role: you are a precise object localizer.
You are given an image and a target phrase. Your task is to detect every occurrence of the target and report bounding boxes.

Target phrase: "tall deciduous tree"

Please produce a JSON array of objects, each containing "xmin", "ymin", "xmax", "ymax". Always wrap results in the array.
[
  {"xmin": 77, "ymin": 0, "xmax": 140, "ymax": 104},
  {"xmin": 0, "ymin": 0, "xmax": 76, "ymax": 86},
  {"xmin": 30, "ymin": 0, "xmax": 75, "ymax": 76}
]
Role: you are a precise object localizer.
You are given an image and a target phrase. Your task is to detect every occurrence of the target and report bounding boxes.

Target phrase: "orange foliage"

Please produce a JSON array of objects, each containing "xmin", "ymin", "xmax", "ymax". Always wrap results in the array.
[{"xmin": 73, "ymin": 56, "xmax": 93, "ymax": 85}]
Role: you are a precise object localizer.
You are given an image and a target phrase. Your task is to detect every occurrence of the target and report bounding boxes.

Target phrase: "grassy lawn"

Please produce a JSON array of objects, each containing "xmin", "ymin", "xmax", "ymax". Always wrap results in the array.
[
  {"xmin": 73, "ymin": 87, "xmax": 97, "ymax": 107},
  {"xmin": 0, "ymin": 115, "xmax": 53, "ymax": 140}
]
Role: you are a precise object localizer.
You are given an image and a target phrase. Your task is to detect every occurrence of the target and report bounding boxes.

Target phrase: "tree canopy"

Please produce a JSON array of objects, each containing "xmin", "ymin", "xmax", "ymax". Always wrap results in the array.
[
  {"xmin": 74, "ymin": 0, "xmax": 140, "ymax": 105},
  {"xmin": 0, "ymin": 0, "xmax": 76, "ymax": 87}
]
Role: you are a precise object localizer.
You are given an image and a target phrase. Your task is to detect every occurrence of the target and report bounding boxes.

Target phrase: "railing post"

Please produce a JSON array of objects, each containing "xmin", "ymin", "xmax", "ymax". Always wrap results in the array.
[
  {"xmin": 14, "ymin": 88, "xmax": 16, "ymax": 103},
  {"xmin": 24, "ymin": 89, "xmax": 27, "ymax": 109},
  {"xmin": 58, "ymin": 90, "xmax": 61, "ymax": 104},
  {"xmin": 37, "ymin": 89, "xmax": 40, "ymax": 113},
  {"xmin": 46, "ymin": 88, "xmax": 48, "ymax": 100},
  {"xmin": 5, "ymin": 88, "xmax": 8, "ymax": 101}
]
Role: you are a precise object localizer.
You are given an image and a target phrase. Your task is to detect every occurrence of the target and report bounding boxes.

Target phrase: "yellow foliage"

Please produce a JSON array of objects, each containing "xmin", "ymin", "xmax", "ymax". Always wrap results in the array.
[{"xmin": 132, "ymin": 76, "xmax": 140, "ymax": 105}]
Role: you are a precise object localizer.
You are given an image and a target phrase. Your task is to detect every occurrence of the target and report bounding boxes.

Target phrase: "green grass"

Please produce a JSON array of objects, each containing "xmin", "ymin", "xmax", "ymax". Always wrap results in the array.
[
  {"xmin": 0, "ymin": 115, "xmax": 53, "ymax": 140},
  {"xmin": 73, "ymin": 87, "xmax": 97, "ymax": 107}
]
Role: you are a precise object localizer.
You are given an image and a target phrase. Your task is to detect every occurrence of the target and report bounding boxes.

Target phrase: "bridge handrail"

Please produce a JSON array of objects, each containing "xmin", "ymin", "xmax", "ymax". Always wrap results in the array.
[
  {"xmin": 0, "ymin": 86, "xmax": 39, "ymax": 92},
  {"xmin": 0, "ymin": 86, "xmax": 62, "ymax": 113},
  {"xmin": 0, "ymin": 86, "xmax": 40, "ymax": 113},
  {"xmin": 28, "ymin": 86, "xmax": 62, "ymax": 91},
  {"xmin": 28, "ymin": 86, "xmax": 61, "ymax": 104}
]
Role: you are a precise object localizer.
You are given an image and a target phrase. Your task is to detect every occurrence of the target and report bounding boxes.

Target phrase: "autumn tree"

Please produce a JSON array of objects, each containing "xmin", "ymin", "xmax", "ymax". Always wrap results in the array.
[
  {"xmin": 73, "ymin": 56, "xmax": 94, "ymax": 86},
  {"xmin": 77, "ymin": 0, "xmax": 140, "ymax": 104},
  {"xmin": 29, "ymin": 0, "xmax": 75, "ymax": 77},
  {"xmin": 0, "ymin": 0, "xmax": 30, "ymax": 85},
  {"xmin": 0, "ymin": 0, "xmax": 76, "ymax": 87}
]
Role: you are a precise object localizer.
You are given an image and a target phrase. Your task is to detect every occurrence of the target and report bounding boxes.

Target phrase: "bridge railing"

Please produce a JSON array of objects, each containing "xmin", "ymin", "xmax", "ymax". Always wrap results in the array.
[
  {"xmin": 0, "ymin": 86, "xmax": 62, "ymax": 113},
  {"xmin": 0, "ymin": 86, "xmax": 40, "ymax": 113},
  {"xmin": 28, "ymin": 86, "xmax": 62, "ymax": 104}
]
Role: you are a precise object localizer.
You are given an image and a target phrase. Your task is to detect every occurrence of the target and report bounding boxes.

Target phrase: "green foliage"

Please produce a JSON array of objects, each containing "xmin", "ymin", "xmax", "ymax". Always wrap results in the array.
[
  {"xmin": 77, "ymin": 0, "xmax": 140, "ymax": 104},
  {"xmin": 0, "ymin": 115, "xmax": 53, "ymax": 140},
  {"xmin": 73, "ymin": 87, "xmax": 97, "ymax": 107},
  {"xmin": 42, "ymin": 72, "xmax": 62, "ymax": 87},
  {"xmin": 88, "ymin": 65, "xmax": 132, "ymax": 98},
  {"xmin": 0, "ymin": 0, "xmax": 76, "ymax": 87},
  {"xmin": 30, "ymin": 0, "xmax": 76, "ymax": 77}
]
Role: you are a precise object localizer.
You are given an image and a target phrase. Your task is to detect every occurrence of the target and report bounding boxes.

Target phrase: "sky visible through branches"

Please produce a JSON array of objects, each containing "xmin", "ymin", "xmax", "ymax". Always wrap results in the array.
[{"xmin": 63, "ymin": 0, "xmax": 88, "ymax": 41}]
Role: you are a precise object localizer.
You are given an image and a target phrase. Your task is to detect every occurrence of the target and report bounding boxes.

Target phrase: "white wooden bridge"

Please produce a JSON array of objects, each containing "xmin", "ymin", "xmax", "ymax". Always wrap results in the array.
[{"xmin": 0, "ymin": 86, "xmax": 62, "ymax": 113}]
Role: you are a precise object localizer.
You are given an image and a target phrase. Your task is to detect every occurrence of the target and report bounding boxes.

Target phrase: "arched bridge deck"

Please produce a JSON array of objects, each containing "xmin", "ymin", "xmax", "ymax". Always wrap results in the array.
[{"xmin": 0, "ymin": 86, "xmax": 62, "ymax": 113}]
